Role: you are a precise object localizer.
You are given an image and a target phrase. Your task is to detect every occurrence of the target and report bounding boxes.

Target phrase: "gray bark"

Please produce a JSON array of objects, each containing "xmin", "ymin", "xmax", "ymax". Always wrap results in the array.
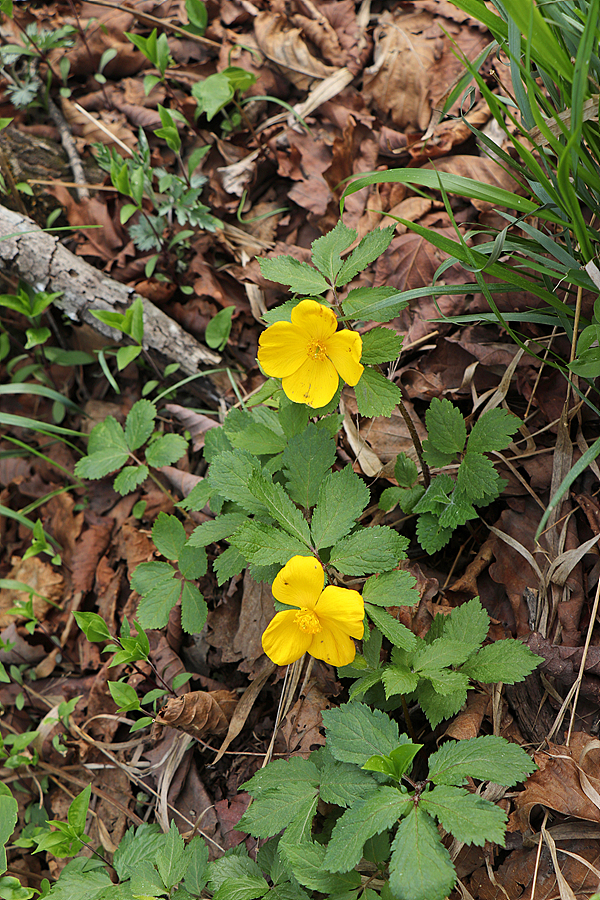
[{"xmin": 0, "ymin": 204, "xmax": 221, "ymax": 375}]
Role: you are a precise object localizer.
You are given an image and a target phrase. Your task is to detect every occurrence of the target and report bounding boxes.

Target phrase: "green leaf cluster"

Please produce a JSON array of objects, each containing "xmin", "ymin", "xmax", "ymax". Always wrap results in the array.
[
  {"xmin": 343, "ymin": 597, "xmax": 540, "ymax": 727},
  {"xmin": 238, "ymin": 701, "xmax": 536, "ymax": 900},
  {"xmin": 381, "ymin": 402, "xmax": 520, "ymax": 553},
  {"xmin": 259, "ymin": 220, "xmax": 405, "ymax": 418},
  {"xmin": 74, "ymin": 399, "xmax": 188, "ymax": 494}
]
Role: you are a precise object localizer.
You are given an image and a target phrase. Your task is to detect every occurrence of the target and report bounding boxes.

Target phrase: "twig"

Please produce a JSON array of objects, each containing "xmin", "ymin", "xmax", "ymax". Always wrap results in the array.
[
  {"xmin": 47, "ymin": 97, "xmax": 90, "ymax": 201},
  {"xmin": 80, "ymin": 0, "xmax": 221, "ymax": 49},
  {"xmin": 397, "ymin": 396, "xmax": 431, "ymax": 487}
]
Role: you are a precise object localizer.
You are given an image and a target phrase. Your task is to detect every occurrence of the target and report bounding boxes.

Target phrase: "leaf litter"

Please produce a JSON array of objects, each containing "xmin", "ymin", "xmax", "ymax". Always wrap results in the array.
[{"xmin": 1, "ymin": 0, "xmax": 600, "ymax": 895}]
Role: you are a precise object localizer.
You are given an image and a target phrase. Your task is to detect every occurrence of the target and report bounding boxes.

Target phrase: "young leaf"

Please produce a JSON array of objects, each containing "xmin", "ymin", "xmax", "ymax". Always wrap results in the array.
[
  {"xmin": 460, "ymin": 639, "xmax": 540, "ymax": 684},
  {"xmin": 230, "ymin": 521, "xmax": 308, "ymax": 566},
  {"xmin": 145, "ymin": 433, "xmax": 187, "ymax": 468},
  {"xmin": 329, "ymin": 526, "xmax": 408, "ymax": 576},
  {"xmin": 415, "ymin": 513, "xmax": 454, "ymax": 554},
  {"xmin": 247, "ymin": 472, "xmax": 311, "ymax": 545},
  {"xmin": 467, "ymin": 407, "xmax": 520, "ymax": 455},
  {"xmin": 336, "ymin": 226, "xmax": 395, "ymax": 287},
  {"xmin": 394, "ymin": 453, "xmax": 418, "ymax": 488},
  {"xmin": 283, "ymin": 842, "xmax": 360, "ymax": 893},
  {"xmin": 180, "ymin": 582, "xmax": 207, "ymax": 634},
  {"xmin": 389, "ymin": 807, "xmax": 456, "ymax": 900},
  {"xmin": 108, "ymin": 680, "xmax": 140, "ymax": 713},
  {"xmin": 322, "ymin": 702, "xmax": 405, "ymax": 766},
  {"xmin": 360, "ymin": 327, "xmax": 403, "ymax": 365},
  {"xmin": 74, "ymin": 611, "xmax": 112, "ymax": 642},
  {"xmin": 324, "ymin": 786, "xmax": 410, "ymax": 874},
  {"xmin": 113, "ymin": 464, "xmax": 148, "ymax": 495},
  {"xmin": 152, "ymin": 512, "xmax": 187, "ymax": 561},
  {"xmin": 365, "ymin": 604, "xmax": 416, "ymax": 651},
  {"xmin": 427, "ymin": 735, "xmax": 537, "ymax": 787},
  {"xmin": 311, "ymin": 220, "xmax": 357, "ymax": 283},
  {"xmin": 362, "ymin": 570, "xmax": 418, "ymax": 607},
  {"xmin": 425, "ymin": 398, "xmax": 466, "ymax": 455},
  {"xmin": 259, "ymin": 257, "xmax": 329, "ymax": 295},
  {"xmin": 379, "ymin": 486, "xmax": 403, "ymax": 512},
  {"xmin": 420, "ymin": 785, "xmax": 507, "ymax": 846},
  {"xmin": 282, "ymin": 424, "xmax": 336, "ymax": 509},
  {"xmin": 354, "ymin": 367, "xmax": 401, "ymax": 418},
  {"xmin": 311, "ymin": 466, "xmax": 370, "ymax": 549},
  {"xmin": 125, "ymin": 399, "xmax": 156, "ymax": 451}
]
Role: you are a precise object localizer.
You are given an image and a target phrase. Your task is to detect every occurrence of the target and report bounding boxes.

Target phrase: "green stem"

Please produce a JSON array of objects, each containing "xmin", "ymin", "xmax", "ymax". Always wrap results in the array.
[{"xmin": 397, "ymin": 397, "xmax": 430, "ymax": 488}]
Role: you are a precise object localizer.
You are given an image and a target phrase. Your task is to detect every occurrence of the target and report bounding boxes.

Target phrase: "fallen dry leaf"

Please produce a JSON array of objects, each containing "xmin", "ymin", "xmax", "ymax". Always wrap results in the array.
[
  {"xmin": 154, "ymin": 690, "xmax": 238, "ymax": 739},
  {"xmin": 254, "ymin": 11, "xmax": 339, "ymax": 90},
  {"xmin": 0, "ymin": 556, "xmax": 64, "ymax": 628}
]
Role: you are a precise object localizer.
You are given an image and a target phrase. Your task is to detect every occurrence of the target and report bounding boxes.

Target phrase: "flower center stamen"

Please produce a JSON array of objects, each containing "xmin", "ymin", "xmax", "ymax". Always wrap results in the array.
[
  {"xmin": 294, "ymin": 608, "xmax": 322, "ymax": 634},
  {"xmin": 307, "ymin": 339, "xmax": 327, "ymax": 361}
]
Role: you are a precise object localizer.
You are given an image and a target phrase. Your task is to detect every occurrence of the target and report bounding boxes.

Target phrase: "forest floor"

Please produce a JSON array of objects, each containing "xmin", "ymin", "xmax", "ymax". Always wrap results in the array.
[{"xmin": 2, "ymin": 0, "xmax": 600, "ymax": 897}]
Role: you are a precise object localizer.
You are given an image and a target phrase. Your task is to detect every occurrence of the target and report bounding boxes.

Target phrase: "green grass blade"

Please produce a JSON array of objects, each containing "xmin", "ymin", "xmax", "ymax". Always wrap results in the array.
[
  {"xmin": 0, "ymin": 383, "xmax": 84, "ymax": 414},
  {"xmin": 0, "ymin": 412, "xmax": 83, "ymax": 437}
]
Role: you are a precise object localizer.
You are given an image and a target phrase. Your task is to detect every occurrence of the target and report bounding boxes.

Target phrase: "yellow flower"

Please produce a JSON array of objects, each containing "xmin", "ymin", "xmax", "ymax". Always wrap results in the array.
[
  {"xmin": 262, "ymin": 555, "xmax": 364, "ymax": 667},
  {"xmin": 257, "ymin": 299, "xmax": 364, "ymax": 409}
]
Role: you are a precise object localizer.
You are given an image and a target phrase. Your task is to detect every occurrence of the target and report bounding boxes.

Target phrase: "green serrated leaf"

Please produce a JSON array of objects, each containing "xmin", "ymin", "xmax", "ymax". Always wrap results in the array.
[
  {"xmin": 379, "ymin": 486, "xmax": 403, "ymax": 512},
  {"xmin": 311, "ymin": 220, "xmax": 357, "ymax": 283},
  {"xmin": 282, "ymin": 423, "xmax": 336, "ymax": 509},
  {"xmin": 156, "ymin": 822, "xmax": 187, "ymax": 891},
  {"xmin": 0, "ymin": 787, "xmax": 18, "ymax": 873},
  {"xmin": 456, "ymin": 452, "xmax": 500, "ymax": 503},
  {"xmin": 131, "ymin": 561, "xmax": 182, "ymax": 629},
  {"xmin": 113, "ymin": 464, "xmax": 148, "ymax": 495},
  {"xmin": 319, "ymin": 755, "xmax": 379, "ymax": 808},
  {"xmin": 178, "ymin": 544, "xmax": 207, "ymax": 580},
  {"xmin": 381, "ymin": 665, "xmax": 419, "ymax": 698},
  {"xmin": 421, "ymin": 785, "xmax": 507, "ymax": 846},
  {"xmin": 283, "ymin": 842, "xmax": 360, "ymax": 893},
  {"xmin": 330, "ymin": 526, "xmax": 408, "ymax": 576},
  {"xmin": 311, "ymin": 466, "xmax": 370, "ymax": 549},
  {"xmin": 324, "ymin": 786, "xmax": 410, "ymax": 874},
  {"xmin": 467, "ymin": 407, "xmax": 520, "ymax": 455},
  {"xmin": 152, "ymin": 512, "xmax": 187, "ymax": 561},
  {"xmin": 180, "ymin": 582, "xmax": 207, "ymax": 634},
  {"xmin": 416, "ymin": 679, "xmax": 467, "ymax": 728},
  {"xmin": 208, "ymin": 450, "xmax": 266, "ymax": 515},
  {"xmin": 360, "ymin": 327, "xmax": 403, "ymax": 365},
  {"xmin": 412, "ymin": 638, "xmax": 473, "ymax": 674},
  {"xmin": 247, "ymin": 472, "xmax": 311, "ymax": 544},
  {"xmin": 188, "ymin": 513, "xmax": 247, "ymax": 547},
  {"xmin": 213, "ymin": 546, "xmax": 246, "ymax": 585},
  {"xmin": 425, "ymin": 398, "xmax": 466, "ymax": 455},
  {"xmin": 415, "ymin": 513, "xmax": 454, "ymax": 554},
  {"xmin": 230, "ymin": 521, "xmax": 308, "ymax": 566},
  {"xmin": 209, "ymin": 853, "xmax": 265, "ymax": 895},
  {"xmin": 440, "ymin": 597, "xmax": 489, "ymax": 653},
  {"xmin": 177, "ymin": 479, "xmax": 212, "ymax": 511},
  {"xmin": 223, "ymin": 408, "xmax": 285, "ymax": 456},
  {"xmin": 342, "ymin": 286, "xmax": 406, "ymax": 323},
  {"xmin": 365, "ymin": 604, "xmax": 416, "ymax": 651},
  {"xmin": 427, "ymin": 735, "xmax": 537, "ymax": 787},
  {"xmin": 460, "ymin": 639, "xmax": 540, "ymax": 684},
  {"xmin": 354, "ymin": 367, "xmax": 401, "ymax": 418},
  {"xmin": 145, "ymin": 433, "xmax": 188, "ymax": 468},
  {"xmin": 259, "ymin": 256, "xmax": 329, "ymax": 295},
  {"xmin": 337, "ymin": 227, "xmax": 395, "ymax": 287},
  {"xmin": 394, "ymin": 452, "xmax": 418, "ymax": 488},
  {"xmin": 389, "ymin": 807, "xmax": 456, "ymax": 900},
  {"xmin": 182, "ymin": 836, "xmax": 209, "ymax": 896},
  {"xmin": 322, "ymin": 701, "xmax": 406, "ymax": 766},
  {"xmin": 362, "ymin": 570, "xmax": 418, "ymax": 607},
  {"xmin": 238, "ymin": 765, "xmax": 318, "ymax": 838}
]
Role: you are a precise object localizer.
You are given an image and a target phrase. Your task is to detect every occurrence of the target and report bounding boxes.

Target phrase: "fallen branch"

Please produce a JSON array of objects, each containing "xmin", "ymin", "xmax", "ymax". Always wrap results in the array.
[{"xmin": 0, "ymin": 204, "xmax": 221, "ymax": 376}]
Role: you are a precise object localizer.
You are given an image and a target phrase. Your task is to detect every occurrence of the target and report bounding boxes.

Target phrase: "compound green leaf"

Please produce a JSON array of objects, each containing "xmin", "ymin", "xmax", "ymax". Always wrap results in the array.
[
  {"xmin": 247, "ymin": 473, "xmax": 311, "ymax": 545},
  {"xmin": 362, "ymin": 570, "xmax": 418, "ymax": 607},
  {"xmin": 230, "ymin": 521, "xmax": 308, "ymax": 566},
  {"xmin": 365, "ymin": 604, "xmax": 416, "ymax": 651},
  {"xmin": 208, "ymin": 450, "xmax": 266, "ymax": 515},
  {"xmin": 389, "ymin": 807, "xmax": 455, "ymax": 900},
  {"xmin": 329, "ymin": 526, "xmax": 408, "ymax": 575},
  {"xmin": 237, "ymin": 786, "xmax": 318, "ymax": 839},
  {"xmin": 394, "ymin": 453, "xmax": 418, "ymax": 488},
  {"xmin": 460, "ymin": 639, "xmax": 540, "ymax": 684},
  {"xmin": 113, "ymin": 824, "xmax": 166, "ymax": 880},
  {"xmin": 213, "ymin": 546, "xmax": 246, "ymax": 585},
  {"xmin": 420, "ymin": 785, "xmax": 507, "ymax": 846},
  {"xmin": 75, "ymin": 447, "xmax": 129, "ymax": 480},
  {"xmin": 456, "ymin": 452, "xmax": 499, "ymax": 502},
  {"xmin": 283, "ymin": 842, "xmax": 360, "ymax": 893},
  {"xmin": 381, "ymin": 665, "xmax": 418, "ymax": 698},
  {"xmin": 415, "ymin": 679, "xmax": 467, "ymax": 729},
  {"xmin": 412, "ymin": 639, "xmax": 473, "ymax": 674},
  {"xmin": 425, "ymin": 398, "xmax": 466, "ymax": 455},
  {"xmin": 415, "ymin": 513, "xmax": 454, "ymax": 554},
  {"xmin": 156, "ymin": 822, "xmax": 187, "ymax": 891},
  {"xmin": 188, "ymin": 513, "xmax": 247, "ymax": 547},
  {"xmin": 223, "ymin": 408, "xmax": 285, "ymax": 456},
  {"xmin": 182, "ymin": 836, "xmax": 209, "ymax": 896},
  {"xmin": 436, "ymin": 597, "xmax": 489, "ymax": 652},
  {"xmin": 311, "ymin": 466, "xmax": 369, "ymax": 549},
  {"xmin": 319, "ymin": 756, "xmax": 379, "ymax": 808},
  {"xmin": 427, "ymin": 735, "xmax": 537, "ymax": 787},
  {"xmin": 324, "ymin": 786, "xmax": 410, "ymax": 874},
  {"xmin": 131, "ymin": 562, "xmax": 181, "ymax": 629},
  {"xmin": 180, "ymin": 581, "xmax": 207, "ymax": 634},
  {"xmin": 259, "ymin": 256, "xmax": 329, "ymax": 295},
  {"xmin": 113, "ymin": 465, "xmax": 148, "ymax": 495}
]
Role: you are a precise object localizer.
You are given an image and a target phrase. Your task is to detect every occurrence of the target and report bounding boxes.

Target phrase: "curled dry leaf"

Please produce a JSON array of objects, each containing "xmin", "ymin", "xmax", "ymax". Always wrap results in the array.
[
  {"xmin": 154, "ymin": 690, "xmax": 238, "ymax": 740},
  {"xmin": 254, "ymin": 11, "xmax": 339, "ymax": 90},
  {"xmin": 0, "ymin": 556, "xmax": 64, "ymax": 629},
  {"xmin": 164, "ymin": 404, "xmax": 220, "ymax": 452}
]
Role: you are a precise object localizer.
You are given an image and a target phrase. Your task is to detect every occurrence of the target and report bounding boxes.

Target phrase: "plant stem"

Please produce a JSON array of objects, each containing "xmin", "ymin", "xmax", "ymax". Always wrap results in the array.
[
  {"xmin": 400, "ymin": 694, "xmax": 417, "ymax": 742},
  {"xmin": 397, "ymin": 397, "xmax": 430, "ymax": 488}
]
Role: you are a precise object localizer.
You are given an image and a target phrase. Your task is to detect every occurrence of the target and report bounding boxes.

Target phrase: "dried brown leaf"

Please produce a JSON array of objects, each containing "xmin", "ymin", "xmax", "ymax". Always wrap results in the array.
[
  {"xmin": 254, "ymin": 11, "xmax": 339, "ymax": 90},
  {"xmin": 155, "ymin": 690, "xmax": 238, "ymax": 739}
]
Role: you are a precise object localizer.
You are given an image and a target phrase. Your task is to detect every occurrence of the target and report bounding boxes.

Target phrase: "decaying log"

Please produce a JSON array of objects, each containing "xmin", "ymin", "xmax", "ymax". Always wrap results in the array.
[{"xmin": 0, "ymin": 204, "xmax": 221, "ymax": 375}]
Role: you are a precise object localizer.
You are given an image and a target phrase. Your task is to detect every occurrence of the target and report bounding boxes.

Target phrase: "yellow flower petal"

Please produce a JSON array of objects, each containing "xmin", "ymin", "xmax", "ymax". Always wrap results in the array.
[
  {"xmin": 262, "ymin": 609, "xmax": 312, "ymax": 665},
  {"xmin": 282, "ymin": 355, "xmax": 339, "ymax": 408},
  {"xmin": 316, "ymin": 586, "xmax": 365, "ymax": 638},
  {"xmin": 272, "ymin": 555, "xmax": 324, "ymax": 609},
  {"xmin": 325, "ymin": 330, "xmax": 364, "ymax": 387},
  {"xmin": 307, "ymin": 619, "xmax": 359, "ymax": 666},
  {"xmin": 257, "ymin": 321, "xmax": 310, "ymax": 378},
  {"xmin": 291, "ymin": 299, "xmax": 338, "ymax": 342}
]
